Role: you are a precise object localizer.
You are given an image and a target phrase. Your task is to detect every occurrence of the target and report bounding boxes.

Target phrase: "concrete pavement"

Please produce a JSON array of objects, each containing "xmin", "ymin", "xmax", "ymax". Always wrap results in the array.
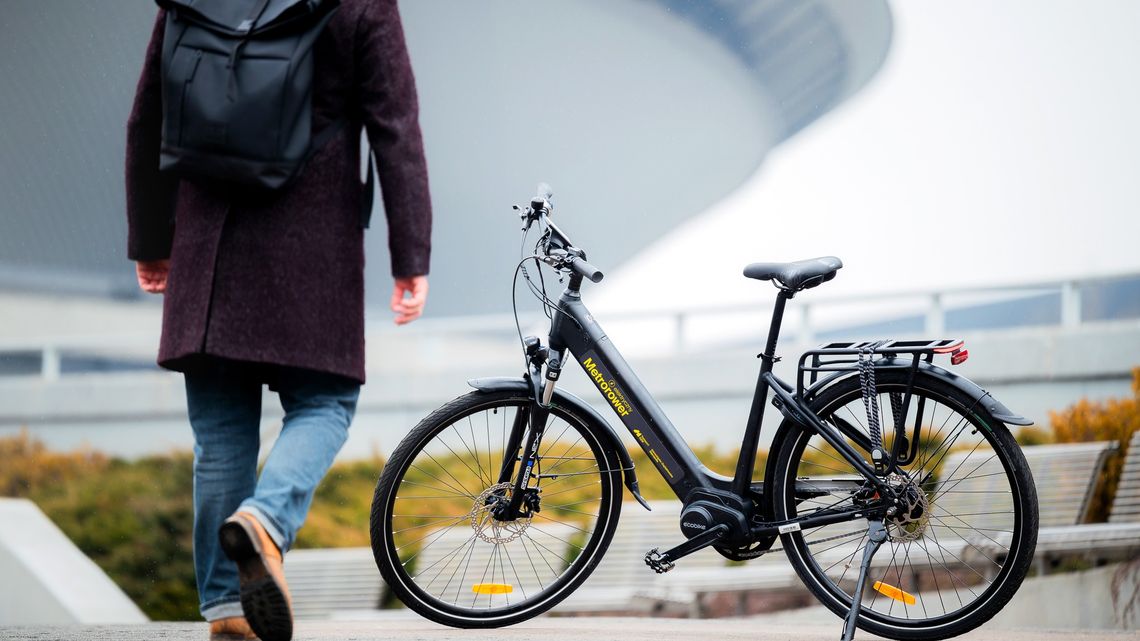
[{"xmin": 1, "ymin": 618, "xmax": 1135, "ymax": 641}]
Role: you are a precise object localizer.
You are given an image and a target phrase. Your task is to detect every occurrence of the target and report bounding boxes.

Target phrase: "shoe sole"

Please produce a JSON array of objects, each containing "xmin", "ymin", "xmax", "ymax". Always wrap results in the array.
[{"xmin": 219, "ymin": 519, "xmax": 293, "ymax": 641}]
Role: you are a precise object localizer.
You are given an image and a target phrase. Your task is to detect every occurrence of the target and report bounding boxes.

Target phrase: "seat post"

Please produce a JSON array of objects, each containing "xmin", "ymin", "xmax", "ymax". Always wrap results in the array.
[
  {"xmin": 761, "ymin": 289, "xmax": 792, "ymax": 363},
  {"xmin": 732, "ymin": 288, "xmax": 793, "ymax": 496}
]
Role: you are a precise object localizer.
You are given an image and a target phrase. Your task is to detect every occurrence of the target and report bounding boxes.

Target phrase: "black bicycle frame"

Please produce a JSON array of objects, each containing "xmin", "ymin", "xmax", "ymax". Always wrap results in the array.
[{"xmin": 536, "ymin": 276, "xmax": 891, "ymax": 505}]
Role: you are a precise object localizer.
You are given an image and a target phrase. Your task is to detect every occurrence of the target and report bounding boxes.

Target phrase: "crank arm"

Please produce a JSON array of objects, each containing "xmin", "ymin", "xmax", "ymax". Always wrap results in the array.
[{"xmin": 645, "ymin": 524, "xmax": 729, "ymax": 573}]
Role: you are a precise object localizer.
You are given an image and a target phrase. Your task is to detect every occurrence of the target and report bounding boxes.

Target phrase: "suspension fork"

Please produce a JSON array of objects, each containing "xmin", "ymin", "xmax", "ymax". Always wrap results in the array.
[
  {"xmin": 497, "ymin": 352, "xmax": 557, "ymax": 519},
  {"xmin": 495, "ymin": 405, "xmax": 529, "ymax": 484}
]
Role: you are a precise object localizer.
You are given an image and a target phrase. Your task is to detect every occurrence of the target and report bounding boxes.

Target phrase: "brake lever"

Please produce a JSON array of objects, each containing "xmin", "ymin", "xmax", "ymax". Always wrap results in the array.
[{"xmin": 514, "ymin": 204, "xmax": 534, "ymax": 233}]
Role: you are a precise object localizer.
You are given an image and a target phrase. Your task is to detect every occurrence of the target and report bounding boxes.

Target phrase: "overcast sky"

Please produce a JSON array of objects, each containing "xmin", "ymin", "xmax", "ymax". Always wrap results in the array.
[{"xmin": 593, "ymin": 0, "xmax": 1140, "ymax": 319}]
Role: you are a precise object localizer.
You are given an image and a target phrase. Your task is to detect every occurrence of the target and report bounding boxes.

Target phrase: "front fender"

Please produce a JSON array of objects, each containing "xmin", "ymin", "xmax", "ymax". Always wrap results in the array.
[{"xmin": 467, "ymin": 377, "xmax": 651, "ymax": 510}]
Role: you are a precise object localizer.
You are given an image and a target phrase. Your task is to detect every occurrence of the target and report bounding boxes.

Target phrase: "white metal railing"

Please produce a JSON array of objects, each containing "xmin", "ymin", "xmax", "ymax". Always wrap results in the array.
[
  {"xmin": 2, "ymin": 271, "xmax": 1138, "ymax": 379},
  {"xmin": 456, "ymin": 272, "xmax": 1130, "ymax": 354}
]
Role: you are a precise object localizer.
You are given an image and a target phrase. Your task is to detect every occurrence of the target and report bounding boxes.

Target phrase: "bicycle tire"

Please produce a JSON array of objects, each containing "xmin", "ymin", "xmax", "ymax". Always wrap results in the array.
[
  {"xmin": 770, "ymin": 370, "xmax": 1038, "ymax": 640},
  {"xmin": 369, "ymin": 390, "xmax": 623, "ymax": 628}
]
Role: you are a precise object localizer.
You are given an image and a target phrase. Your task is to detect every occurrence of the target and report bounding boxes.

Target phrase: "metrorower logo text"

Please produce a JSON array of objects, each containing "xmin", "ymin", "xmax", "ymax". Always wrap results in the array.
[{"xmin": 581, "ymin": 356, "xmax": 632, "ymax": 417}]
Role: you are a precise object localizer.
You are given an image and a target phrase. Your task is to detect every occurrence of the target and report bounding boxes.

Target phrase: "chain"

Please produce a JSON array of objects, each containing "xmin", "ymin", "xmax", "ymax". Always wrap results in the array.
[{"xmin": 752, "ymin": 527, "xmax": 868, "ymax": 557}]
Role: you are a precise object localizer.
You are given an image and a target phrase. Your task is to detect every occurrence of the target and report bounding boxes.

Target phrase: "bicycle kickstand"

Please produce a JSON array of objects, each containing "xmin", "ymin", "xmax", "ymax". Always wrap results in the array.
[{"xmin": 840, "ymin": 519, "xmax": 888, "ymax": 641}]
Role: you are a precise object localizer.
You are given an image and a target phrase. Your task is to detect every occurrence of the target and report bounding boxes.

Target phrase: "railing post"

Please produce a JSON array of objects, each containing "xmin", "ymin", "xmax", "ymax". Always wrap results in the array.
[
  {"xmin": 925, "ymin": 293, "xmax": 945, "ymax": 336},
  {"xmin": 799, "ymin": 303, "xmax": 813, "ymax": 348},
  {"xmin": 674, "ymin": 312, "xmax": 686, "ymax": 352},
  {"xmin": 41, "ymin": 345, "xmax": 61, "ymax": 381},
  {"xmin": 1061, "ymin": 281, "xmax": 1081, "ymax": 327}
]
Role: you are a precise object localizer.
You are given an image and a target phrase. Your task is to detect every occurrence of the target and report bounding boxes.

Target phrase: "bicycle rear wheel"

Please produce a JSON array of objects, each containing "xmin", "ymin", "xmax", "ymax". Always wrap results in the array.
[
  {"xmin": 369, "ymin": 390, "xmax": 623, "ymax": 628},
  {"xmin": 770, "ymin": 370, "xmax": 1038, "ymax": 640}
]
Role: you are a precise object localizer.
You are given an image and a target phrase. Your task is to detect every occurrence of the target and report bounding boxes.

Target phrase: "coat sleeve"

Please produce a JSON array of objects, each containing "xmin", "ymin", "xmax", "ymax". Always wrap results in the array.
[
  {"xmin": 125, "ymin": 11, "xmax": 178, "ymax": 262},
  {"xmin": 355, "ymin": 0, "xmax": 432, "ymax": 278}
]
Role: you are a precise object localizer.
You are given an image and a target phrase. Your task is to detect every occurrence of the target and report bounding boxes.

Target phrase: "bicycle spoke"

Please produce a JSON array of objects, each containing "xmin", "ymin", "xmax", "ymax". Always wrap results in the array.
[
  {"xmin": 783, "ymin": 379, "xmax": 1030, "ymax": 629},
  {"xmin": 383, "ymin": 400, "xmax": 611, "ymax": 618}
]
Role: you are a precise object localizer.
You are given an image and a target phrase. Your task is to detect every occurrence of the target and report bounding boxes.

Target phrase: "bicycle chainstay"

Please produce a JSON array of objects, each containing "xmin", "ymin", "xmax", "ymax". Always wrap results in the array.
[{"xmin": 644, "ymin": 527, "xmax": 866, "ymax": 572}]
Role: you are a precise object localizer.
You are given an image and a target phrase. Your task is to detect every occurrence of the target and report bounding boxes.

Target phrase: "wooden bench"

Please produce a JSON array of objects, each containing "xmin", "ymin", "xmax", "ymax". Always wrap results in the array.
[
  {"xmin": 1109, "ymin": 429, "xmax": 1140, "ymax": 523},
  {"xmin": 283, "ymin": 547, "xmax": 385, "ymax": 620},
  {"xmin": 943, "ymin": 438, "xmax": 1140, "ymax": 573},
  {"xmin": 1030, "ymin": 431, "xmax": 1140, "ymax": 566}
]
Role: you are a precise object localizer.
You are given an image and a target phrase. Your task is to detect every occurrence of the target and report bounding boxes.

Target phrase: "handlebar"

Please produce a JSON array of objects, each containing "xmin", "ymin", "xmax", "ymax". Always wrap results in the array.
[
  {"xmin": 519, "ymin": 183, "xmax": 605, "ymax": 285},
  {"xmin": 568, "ymin": 255, "xmax": 604, "ymax": 283}
]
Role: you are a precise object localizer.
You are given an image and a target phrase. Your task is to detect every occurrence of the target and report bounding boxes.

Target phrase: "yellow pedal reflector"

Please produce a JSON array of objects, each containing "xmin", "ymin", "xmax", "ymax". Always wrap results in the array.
[
  {"xmin": 472, "ymin": 583, "xmax": 513, "ymax": 595},
  {"xmin": 873, "ymin": 581, "xmax": 916, "ymax": 605}
]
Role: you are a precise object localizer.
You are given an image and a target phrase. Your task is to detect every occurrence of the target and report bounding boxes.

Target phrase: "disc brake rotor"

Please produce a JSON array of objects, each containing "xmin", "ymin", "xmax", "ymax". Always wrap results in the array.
[
  {"xmin": 470, "ymin": 482, "xmax": 533, "ymax": 544},
  {"xmin": 886, "ymin": 474, "xmax": 930, "ymax": 542}
]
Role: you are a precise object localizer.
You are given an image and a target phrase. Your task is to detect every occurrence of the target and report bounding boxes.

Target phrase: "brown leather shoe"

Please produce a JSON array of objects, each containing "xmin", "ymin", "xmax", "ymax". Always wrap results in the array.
[
  {"xmin": 219, "ymin": 512, "xmax": 293, "ymax": 641},
  {"xmin": 209, "ymin": 616, "xmax": 257, "ymax": 640}
]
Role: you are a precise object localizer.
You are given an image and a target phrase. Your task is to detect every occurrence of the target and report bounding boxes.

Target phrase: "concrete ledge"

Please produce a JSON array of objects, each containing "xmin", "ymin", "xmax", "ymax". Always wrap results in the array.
[{"xmin": 0, "ymin": 498, "xmax": 147, "ymax": 625}]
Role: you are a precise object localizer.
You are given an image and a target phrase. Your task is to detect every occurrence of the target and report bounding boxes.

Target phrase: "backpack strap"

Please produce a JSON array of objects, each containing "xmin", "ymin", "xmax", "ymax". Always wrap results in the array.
[
  {"xmin": 236, "ymin": 0, "xmax": 273, "ymax": 34},
  {"xmin": 225, "ymin": 0, "xmax": 274, "ymax": 100},
  {"xmin": 360, "ymin": 149, "xmax": 375, "ymax": 230}
]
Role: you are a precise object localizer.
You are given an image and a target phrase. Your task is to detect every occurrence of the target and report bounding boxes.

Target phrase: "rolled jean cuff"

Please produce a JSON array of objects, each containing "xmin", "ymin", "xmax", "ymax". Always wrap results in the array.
[
  {"xmin": 238, "ymin": 502, "xmax": 289, "ymax": 552},
  {"xmin": 201, "ymin": 597, "xmax": 244, "ymax": 622}
]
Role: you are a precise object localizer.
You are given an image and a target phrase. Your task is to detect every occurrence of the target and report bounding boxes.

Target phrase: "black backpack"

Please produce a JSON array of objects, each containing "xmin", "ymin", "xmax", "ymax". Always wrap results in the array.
[{"xmin": 155, "ymin": 0, "xmax": 373, "ymax": 220}]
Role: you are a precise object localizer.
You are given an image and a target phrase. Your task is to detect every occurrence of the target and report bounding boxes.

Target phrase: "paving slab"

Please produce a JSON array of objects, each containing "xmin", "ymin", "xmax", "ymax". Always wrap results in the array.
[{"xmin": 0, "ymin": 618, "xmax": 1134, "ymax": 641}]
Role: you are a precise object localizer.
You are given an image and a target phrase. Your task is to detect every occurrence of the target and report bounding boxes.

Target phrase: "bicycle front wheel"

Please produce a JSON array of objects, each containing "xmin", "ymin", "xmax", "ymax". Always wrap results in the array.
[
  {"xmin": 770, "ymin": 371, "xmax": 1038, "ymax": 640},
  {"xmin": 369, "ymin": 390, "xmax": 623, "ymax": 628}
]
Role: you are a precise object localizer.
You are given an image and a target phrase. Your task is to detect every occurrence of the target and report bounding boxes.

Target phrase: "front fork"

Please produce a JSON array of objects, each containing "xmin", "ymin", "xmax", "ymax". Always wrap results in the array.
[{"xmin": 495, "ymin": 337, "xmax": 564, "ymax": 520}]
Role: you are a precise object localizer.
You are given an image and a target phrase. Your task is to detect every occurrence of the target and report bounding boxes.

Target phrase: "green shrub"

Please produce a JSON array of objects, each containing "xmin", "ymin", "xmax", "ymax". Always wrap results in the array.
[{"xmin": 0, "ymin": 432, "xmax": 198, "ymax": 620}]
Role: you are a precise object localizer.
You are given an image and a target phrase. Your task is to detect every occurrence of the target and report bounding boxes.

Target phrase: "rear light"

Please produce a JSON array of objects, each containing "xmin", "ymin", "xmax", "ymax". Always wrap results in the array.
[{"xmin": 951, "ymin": 349, "xmax": 969, "ymax": 365}]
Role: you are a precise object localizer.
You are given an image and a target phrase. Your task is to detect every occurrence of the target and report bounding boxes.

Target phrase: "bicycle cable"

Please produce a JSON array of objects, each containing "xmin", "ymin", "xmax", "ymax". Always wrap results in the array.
[{"xmin": 510, "ymin": 220, "xmax": 584, "ymax": 371}]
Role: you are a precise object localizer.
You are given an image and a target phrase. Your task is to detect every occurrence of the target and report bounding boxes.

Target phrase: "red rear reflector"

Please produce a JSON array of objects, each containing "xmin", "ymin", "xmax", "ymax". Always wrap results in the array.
[
  {"xmin": 951, "ymin": 350, "xmax": 969, "ymax": 365},
  {"xmin": 933, "ymin": 341, "xmax": 965, "ymax": 354}
]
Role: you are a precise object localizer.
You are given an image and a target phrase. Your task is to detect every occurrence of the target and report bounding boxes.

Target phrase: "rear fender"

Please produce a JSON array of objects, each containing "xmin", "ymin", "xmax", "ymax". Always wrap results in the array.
[
  {"xmin": 467, "ymin": 377, "xmax": 651, "ymax": 510},
  {"xmin": 800, "ymin": 359, "xmax": 1031, "ymax": 427}
]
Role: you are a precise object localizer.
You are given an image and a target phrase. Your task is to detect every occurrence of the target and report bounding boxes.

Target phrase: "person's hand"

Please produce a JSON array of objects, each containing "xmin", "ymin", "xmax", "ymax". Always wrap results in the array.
[
  {"xmin": 391, "ymin": 275, "xmax": 428, "ymax": 325},
  {"xmin": 136, "ymin": 259, "xmax": 170, "ymax": 294}
]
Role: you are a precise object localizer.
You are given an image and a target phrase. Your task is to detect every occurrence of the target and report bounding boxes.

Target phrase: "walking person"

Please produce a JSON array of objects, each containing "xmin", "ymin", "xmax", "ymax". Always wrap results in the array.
[{"xmin": 125, "ymin": 1, "xmax": 431, "ymax": 639}]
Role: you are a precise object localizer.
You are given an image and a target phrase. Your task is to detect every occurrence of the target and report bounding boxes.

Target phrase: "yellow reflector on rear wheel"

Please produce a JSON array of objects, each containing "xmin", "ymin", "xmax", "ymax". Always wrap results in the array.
[
  {"xmin": 472, "ymin": 583, "xmax": 513, "ymax": 595},
  {"xmin": 872, "ymin": 581, "xmax": 916, "ymax": 605}
]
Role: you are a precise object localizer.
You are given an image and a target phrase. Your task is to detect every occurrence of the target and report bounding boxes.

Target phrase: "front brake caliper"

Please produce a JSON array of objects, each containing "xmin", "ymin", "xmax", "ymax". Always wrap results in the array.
[{"xmin": 520, "ymin": 488, "xmax": 542, "ymax": 516}]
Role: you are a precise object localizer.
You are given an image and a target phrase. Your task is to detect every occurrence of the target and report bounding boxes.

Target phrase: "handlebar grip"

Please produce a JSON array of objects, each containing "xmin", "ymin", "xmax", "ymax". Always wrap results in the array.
[{"xmin": 569, "ymin": 256, "xmax": 604, "ymax": 283}]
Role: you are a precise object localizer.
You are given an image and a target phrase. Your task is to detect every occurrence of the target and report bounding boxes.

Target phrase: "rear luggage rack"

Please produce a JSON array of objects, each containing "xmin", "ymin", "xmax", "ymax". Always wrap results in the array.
[{"xmin": 797, "ymin": 338, "xmax": 967, "ymax": 397}]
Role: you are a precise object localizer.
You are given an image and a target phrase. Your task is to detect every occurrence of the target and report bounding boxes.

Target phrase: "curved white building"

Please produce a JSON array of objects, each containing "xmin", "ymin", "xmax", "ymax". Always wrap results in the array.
[{"xmin": 0, "ymin": 0, "xmax": 892, "ymax": 314}]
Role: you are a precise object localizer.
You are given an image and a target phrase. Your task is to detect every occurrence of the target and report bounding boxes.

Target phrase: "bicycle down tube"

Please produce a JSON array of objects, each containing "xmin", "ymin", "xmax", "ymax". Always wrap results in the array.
[{"xmin": 546, "ymin": 284, "xmax": 712, "ymax": 500}]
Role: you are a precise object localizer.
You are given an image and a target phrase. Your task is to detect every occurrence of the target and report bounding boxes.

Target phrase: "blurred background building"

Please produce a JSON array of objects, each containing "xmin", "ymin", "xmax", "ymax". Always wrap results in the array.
[
  {"xmin": 3, "ymin": 0, "xmax": 1140, "ymax": 630},
  {"xmin": 1, "ymin": 0, "xmax": 1138, "ymax": 457}
]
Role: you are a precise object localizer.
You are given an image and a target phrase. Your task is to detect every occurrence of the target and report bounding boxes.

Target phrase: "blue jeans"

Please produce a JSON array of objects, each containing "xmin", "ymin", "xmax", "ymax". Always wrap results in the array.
[{"xmin": 184, "ymin": 358, "xmax": 360, "ymax": 621}]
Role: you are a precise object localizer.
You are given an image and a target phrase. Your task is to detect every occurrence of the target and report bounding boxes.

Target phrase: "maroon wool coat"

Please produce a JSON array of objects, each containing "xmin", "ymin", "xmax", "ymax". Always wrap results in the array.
[{"xmin": 125, "ymin": 0, "xmax": 431, "ymax": 384}]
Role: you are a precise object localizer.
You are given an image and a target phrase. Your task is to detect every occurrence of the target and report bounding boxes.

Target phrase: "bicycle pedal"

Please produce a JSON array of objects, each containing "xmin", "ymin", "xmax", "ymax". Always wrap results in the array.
[{"xmin": 644, "ymin": 547, "xmax": 675, "ymax": 574}]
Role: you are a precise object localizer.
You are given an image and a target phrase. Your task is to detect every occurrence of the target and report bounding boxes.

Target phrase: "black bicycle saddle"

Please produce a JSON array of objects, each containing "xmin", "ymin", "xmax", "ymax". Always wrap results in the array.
[{"xmin": 743, "ymin": 256, "xmax": 843, "ymax": 291}]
